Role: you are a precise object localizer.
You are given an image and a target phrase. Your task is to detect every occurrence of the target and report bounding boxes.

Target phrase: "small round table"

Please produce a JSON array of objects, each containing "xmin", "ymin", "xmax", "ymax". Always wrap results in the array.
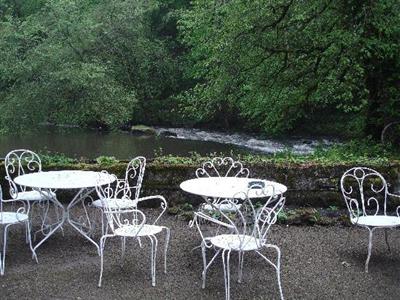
[
  {"xmin": 15, "ymin": 170, "xmax": 115, "ymax": 254},
  {"xmin": 180, "ymin": 177, "xmax": 287, "ymax": 199}
]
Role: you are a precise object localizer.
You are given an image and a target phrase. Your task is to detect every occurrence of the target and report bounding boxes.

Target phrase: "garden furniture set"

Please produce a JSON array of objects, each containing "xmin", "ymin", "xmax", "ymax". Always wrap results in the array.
[{"xmin": 0, "ymin": 150, "xmax": 399, "ymax": 300}]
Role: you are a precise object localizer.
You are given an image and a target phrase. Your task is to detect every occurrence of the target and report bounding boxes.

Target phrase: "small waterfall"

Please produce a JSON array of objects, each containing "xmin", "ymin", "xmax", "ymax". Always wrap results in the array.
[{"xmin": 155, "ymin": 127, "xmax": 337, "ymax": 154}]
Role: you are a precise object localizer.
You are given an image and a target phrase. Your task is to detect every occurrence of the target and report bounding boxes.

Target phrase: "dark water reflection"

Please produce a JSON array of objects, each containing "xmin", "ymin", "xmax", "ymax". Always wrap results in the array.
[{"xmin": 0, "ymin": 127, "xmax": 244, "ymax": 159}]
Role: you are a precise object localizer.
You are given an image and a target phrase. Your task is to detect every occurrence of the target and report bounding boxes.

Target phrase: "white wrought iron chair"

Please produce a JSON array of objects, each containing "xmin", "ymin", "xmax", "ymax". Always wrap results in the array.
[
  {"xmin": 0, "ymin": 184, "xmax": 37, "ymax": 275},
  {"xmin": 196, "ymin": 157, "xmax": 250, "ymax": 212},
  {"xmin": 92, "ymin": 156, "xmax": 146, "ymax": 235},
  {"xmin": 340, "ymin": 167, "xmax": 400, "ymax": 272},
  {"xmin": 95, "ymin": 171, "xmax": 170, "ymax": 287},
  {"xmin": 5, "ymin": 149, "xmax": 59, "ymax": 237},
  {"xmin": 190, "ymin": 185, "xmax": 285, "ymax": 300}
]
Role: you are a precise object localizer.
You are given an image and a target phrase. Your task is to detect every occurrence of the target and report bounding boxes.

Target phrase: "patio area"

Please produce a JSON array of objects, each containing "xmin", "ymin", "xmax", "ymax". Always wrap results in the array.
[{"xmin": 2, "ymin": 209, "xmax": 400, "ymax": 300}]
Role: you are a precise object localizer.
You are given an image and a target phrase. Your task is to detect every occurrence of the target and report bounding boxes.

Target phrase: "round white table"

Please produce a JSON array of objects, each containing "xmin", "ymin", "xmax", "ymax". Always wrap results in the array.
[
  {"xmin": 180, "ymin": 177, "xmax": 287, "ymax": 199},
  {"xmin": 180, "ymin": 177, "xmax": 287, "ymax": 212},
  {"xmin": 15, "ymin": 170, "xmax": 115, "ymax": 254}
]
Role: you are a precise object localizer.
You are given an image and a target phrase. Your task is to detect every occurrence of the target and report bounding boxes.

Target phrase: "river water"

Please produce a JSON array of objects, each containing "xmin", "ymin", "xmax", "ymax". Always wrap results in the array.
[{"xmin": 0, "ymin": 126, "xmax": 336, "ymax": 159}]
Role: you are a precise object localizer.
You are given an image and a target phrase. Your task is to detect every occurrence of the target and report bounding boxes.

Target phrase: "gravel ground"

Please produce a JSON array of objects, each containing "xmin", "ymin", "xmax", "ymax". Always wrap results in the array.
[{"xmin": 1, "ymin": 211, "xmax": 400, "ymax": 300}]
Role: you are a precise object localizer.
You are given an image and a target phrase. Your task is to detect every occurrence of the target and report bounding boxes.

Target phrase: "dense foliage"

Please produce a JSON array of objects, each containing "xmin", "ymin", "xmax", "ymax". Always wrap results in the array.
[
  {"xmin": 179, "ymin": 0, "xmax": 400, "ymax": 136},
  {"xmin": 0, "ymin": 0, "xmax": 182, "ymax": 130},
  {"xmin": 0, "ymin": 0, "xmax": 399, "ymax": 138}
]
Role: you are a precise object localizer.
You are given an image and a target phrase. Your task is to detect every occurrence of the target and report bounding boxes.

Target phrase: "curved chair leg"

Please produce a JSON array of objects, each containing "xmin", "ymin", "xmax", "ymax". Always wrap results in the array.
[
  {"xmin": 98, "ymin": 236, "xmax": 107, "ymax": 287},
  {"xmin": 101, "ymin": 210, "xmax": 105, "ymax": 237},
  {"xmin": 163, "ymin": 228, "xmax": 170, "ymax": 274},
  {"xmin": 26, "ymin": 220, "xmax": 38, "ymax": 263},
  {"xmin": 201, "ymin": 246, "xmax": 221, "ymax": 289},
  {"xmin": 257, "ymin": 245, "xmax": 284, "ymax": 300},
  {"xmin": 0, "ymin": 225, "xmax": 10, "ymax": 276},
  {"xmin": 271, "ymin": 245, "xmax": 284, "ymax": 300},
  {"xmin": 238, "ymin": 251, "xmax": 245, "ymax": 283},
  {"xmin": 384, "ymin": 228, "xmax": 391, "ymax": 253},
  {"xmin": 201, "ymin": 242, "xmax": 207, "ymax": 288},
  {"xmin": 148, "ymin": 235, "xmax": 158, "ymax": 286},
  {"xmin": 365, "ymin": 228, "xmax": 374, "ymax": 273},
  {"xmin": 120, "ymin": 237, "xmax": 126, "ymax": 266},
  {"xmin": 222, "ymin": 249, "xmax": 232, "ymax": 300}
]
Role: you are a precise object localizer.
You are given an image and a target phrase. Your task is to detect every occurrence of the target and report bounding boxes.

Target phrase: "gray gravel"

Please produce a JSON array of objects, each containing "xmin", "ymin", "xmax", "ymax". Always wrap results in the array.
[{"xmin": 1, "ymin": 212, "xmax": 400, "ymax": 300}]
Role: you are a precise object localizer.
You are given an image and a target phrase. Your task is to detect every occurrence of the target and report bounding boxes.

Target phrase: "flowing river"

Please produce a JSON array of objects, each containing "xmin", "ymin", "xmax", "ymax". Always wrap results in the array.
[{"xmin": 0, "ymin": 126, "xmax": 337, "ymax": 159}]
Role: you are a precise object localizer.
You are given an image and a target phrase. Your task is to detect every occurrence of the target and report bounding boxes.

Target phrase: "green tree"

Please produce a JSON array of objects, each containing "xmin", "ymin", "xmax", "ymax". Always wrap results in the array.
[
  {"xmin": 179, "ymin": 0, "xmax": 400, "ymax": 136},
  {"xmin": 0, "ymin": 0, "xmax": 181, "ymax": 131}
]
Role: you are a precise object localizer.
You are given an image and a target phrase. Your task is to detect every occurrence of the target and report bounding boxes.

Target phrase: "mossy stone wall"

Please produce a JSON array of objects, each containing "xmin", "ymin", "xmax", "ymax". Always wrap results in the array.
[{"xmin": 0, "ymin": 161, "xmax": 399, "ymax": 207}]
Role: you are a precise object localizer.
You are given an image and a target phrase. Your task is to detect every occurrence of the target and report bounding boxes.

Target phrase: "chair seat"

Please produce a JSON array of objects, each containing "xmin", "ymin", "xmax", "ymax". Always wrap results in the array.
[
  {"xmin": 114, "ymin": 224, "xmax": 163, "ymax": 237},
  {"xmin": 15, "ymin": 190, "xmax": 56, "ymax": 201},
  {"xmin": 92, "ymin": 198, "xmax": 137, "ymax": 209},
  {"xmin": 351, "ymin": 215, "xmax": 400, "ymax": 227},
  {"xmin": 0, "ymin": 212, "xmax": 29, "ymax": 224},
  {"xmin": 202, "ymin": 203, "xmax": 242, "ymax": 213},
  {"xmin": 208, "ymin": 234, "xmax": 261, "ymax": 251}
]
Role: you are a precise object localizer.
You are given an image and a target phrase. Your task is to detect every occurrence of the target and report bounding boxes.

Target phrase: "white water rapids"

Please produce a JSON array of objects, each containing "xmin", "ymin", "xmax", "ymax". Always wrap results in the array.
[{"xmin": 155, "ymin": 127, "xmax": 337, "ymax": 154}]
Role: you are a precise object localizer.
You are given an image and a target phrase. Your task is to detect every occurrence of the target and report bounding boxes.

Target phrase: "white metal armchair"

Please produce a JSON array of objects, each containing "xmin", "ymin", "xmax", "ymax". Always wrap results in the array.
[
  {"xmin": 340, "ymin": 167, "xmax": 400, "ymax": 272},
  {"xmin": 92, "ymin": 156, "xmax": 146, "ymax": 235},
  {"xmin": 190, "ymin": 186, "xmax": 285, "ymax": 300},
  {"xmin": 5, "ymin": 149, "xmax": 59, "ymax": 237},
  {"xmin": 0, "ymin": 184, "xmax": 37, "ymax": 275},
  {"xmin": 95, "ymin": 171, "xmax": 170, "ymax": 287}
]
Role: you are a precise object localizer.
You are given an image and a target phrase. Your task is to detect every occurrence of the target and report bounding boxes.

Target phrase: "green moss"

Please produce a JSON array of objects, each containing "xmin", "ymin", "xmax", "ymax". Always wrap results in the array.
[
  {"xmin": 130, "ymin": 125, "xmax": 157, "ymax": 135},
  {"xmin": 1, "ymin": 143, "xmax": 399, "ymax": 209}
]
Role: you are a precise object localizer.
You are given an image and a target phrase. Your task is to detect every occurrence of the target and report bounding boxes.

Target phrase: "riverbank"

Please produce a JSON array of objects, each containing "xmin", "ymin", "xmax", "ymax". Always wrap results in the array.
[
  {"xmin": 3, "ymin": 210, "xmax": 400, "ymax": 299},
  {"xmin": 0, "ymin": 124, "xmax": 341, "ymax": 159}
]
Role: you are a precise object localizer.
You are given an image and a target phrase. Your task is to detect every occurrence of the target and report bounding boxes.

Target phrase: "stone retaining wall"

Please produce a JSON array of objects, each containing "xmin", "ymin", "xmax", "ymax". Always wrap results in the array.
[{"xmin": 0, "ymin": 161, "xmax": 399, "ymax": 207}]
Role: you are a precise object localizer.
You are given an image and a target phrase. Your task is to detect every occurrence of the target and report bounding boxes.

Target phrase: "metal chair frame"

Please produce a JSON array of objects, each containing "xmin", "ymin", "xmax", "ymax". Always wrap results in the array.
[
  {"xmin": 190, "ymin": 185, "xmax": 285, "ymax": 300},
  {"xmin": 93, "ymin": 157, "xmax": 146, "ymax": 236},
  {"xmin": 340, "ymin": 166, "xmax": 400, "ymax": 272},
  {"xmin": 95, "ymin": 171, "xmax": 170, "ymax": 287},
  {"xmin": 4, "ymin": 149, "xmax": 61, "ymax": 238},
  {"xmin": 0, "ymin": 185, "xmax": 37, "ymax": 275}
]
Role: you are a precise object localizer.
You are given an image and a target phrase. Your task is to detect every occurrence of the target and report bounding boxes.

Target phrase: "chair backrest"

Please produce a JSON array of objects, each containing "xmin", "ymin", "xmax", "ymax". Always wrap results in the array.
[
  {"xmin": 340, "ymin": 167, "xmax": 389, "ymax": 218},
  {"xmin": 95, "ymin": 171, "xmax": 144, "ymax": 233},
  {"xmin": 207, "ymin": 185, "xmax": 285, "ymax": 249},
  {"xmin": 5, "ymin": 149, "xmax": 42, "ymax": 198},
  {"xmin": 195, "ymin": 157, "xmax": 249, "ymax": 178},
  {"xmin": 124, "ymin": 156, "xmax": 146, "ymax": 200}
]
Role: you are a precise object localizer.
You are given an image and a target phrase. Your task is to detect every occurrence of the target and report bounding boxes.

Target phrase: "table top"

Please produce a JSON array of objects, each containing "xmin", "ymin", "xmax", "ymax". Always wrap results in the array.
[
  {"xmin": 14, "ymin": 170, "xmax": 115, "ymax": 190},
  {"xmin": 180, "ymin": 177, "xmax": 287, "ymax": 199}
]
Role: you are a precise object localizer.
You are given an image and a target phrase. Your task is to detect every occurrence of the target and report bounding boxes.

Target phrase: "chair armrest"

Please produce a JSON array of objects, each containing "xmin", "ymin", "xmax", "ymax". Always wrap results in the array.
[
  {"xmin": 192, "ymin": 211, "xmax": 235, "ymax": 230},
  {"xmin": 136, "ymin": 195, "xmax": 167, "ymax": 224},
  {"xmin": 189, "ymin": 211, "xmax": 237, "ymax": 248},
  {"xmin": 388, "ymin": 192, "xmax": 400, "ymax": 200},
  {"xmin": 136, "ymin": 195, "xmax": 167, "ymax": 204}
]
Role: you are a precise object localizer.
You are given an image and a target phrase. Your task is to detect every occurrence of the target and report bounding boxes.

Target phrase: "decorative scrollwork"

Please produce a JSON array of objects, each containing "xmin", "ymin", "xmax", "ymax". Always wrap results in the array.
[
  {"xmin": 195, "ymin": 157, "xmax": 250, "ymax": 178},
  {"xmin": 5, "ymin": 149, "xmax": 42, "ymax": 199},
  {"xmin": 125, "ymin": 156, "xmax": 146, "ymax": 200},
  {"xmin": 192, "ymin": 185, "xmax": 285, "ymax": 250},
  {"xmin": 348, "ymin": 198, "xmax": 360, "ymax": 221},
  {"xmin": 95, "ymin": 171, "xmax": 166, "ymax": 233},
  {"xmin": 340, "ymin": 167, "xmax": 389, "ymax": 217}
]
